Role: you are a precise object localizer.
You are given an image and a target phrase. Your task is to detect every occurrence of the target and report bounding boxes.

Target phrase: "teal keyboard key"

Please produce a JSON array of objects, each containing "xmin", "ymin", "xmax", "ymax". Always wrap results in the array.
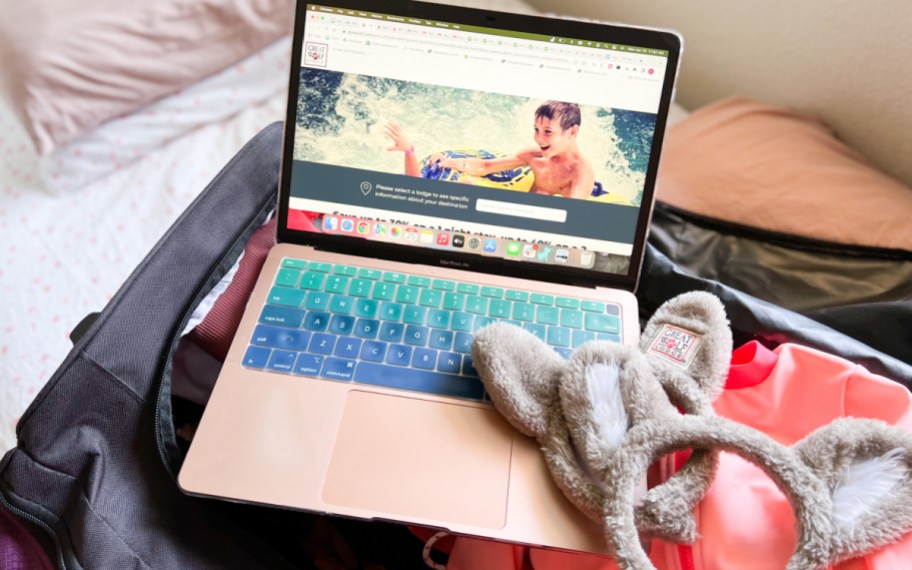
[
  {"xmin": 598, "ymin": 333, "xmax": 622, "ymax": 343},
  {"xmin": 383, "ymin": 272, "xmax": 406, "ymax": 284},
  {"xmin": 442, "ymin": 292, "xmax": 465, "ymax": 311},
  {"xmin": 324, "ymin": 275, "xmax": 349, "ymax": 294},
  {"xmin": 407, "ymin": 275, "xmax": 431, "ymax": 287},
  {"xmin": 481, "ymin": 286, "xmax": 504, "ymax": 298},
  {"xmin": 330, "ymin": 295, "xmax": 355, "ymax": 314},
  {"xmin": 560, "ymin": 309, "xmax": 583, "ymax": 329},
  {"xmin": 489, "ymin": 299, "xmax": 511, "ymax": 318},
  {"xmin": 275, "ymin": 268, "xmax": 300, "ymax": 288},
  {"xmin": 396, "ymin": 285, "xmax": 419, "ymax": 304},
  {"xmin": 419, "ymin": 288, "xmax": 443, "ymax": 308},
  {"xmin": 259, "ymin": 305, "xmax": 305, "ymax": 328},
  {"xmin": 371, "ymin": 282, "xmax": 396, "ymax": 301},
  {"xmin": 572, "ymin": 330, "xmax": 596, "ymax": 347},
  {"xmin": 536, "ymin": 306, "xmax": 559, "ymax": 325},
  {"xmin": 474, "ymin": 316, "xmax": 496, "ymax": 331},
  {"xmin": 427, "ymin": 309, "xmax": 451, "ymax": 328},
  {"xmin": 299, "ymin": 272, "xmax": 325, "ymax": 290},
  {"xmin": 304, "ymin": 291, "xmax": 331, "ymax": 311},
  {"xmin": 379, "ymin": 302, "xmax": 403, "ymax": 321},
  {"xmin": 333, "ymin": 265, "xmax": 357, "ymax": 276},
  {"xmin": 524, "ymin": 323, "xmax": 546, "ymax": 342},
  {"xmin": 354, "ymin": 318, "xmax": 380, "ymax": 339},
  {"xmin": 451, "ymin": 312, "xmax": 474, "ymax": 332},
  {"xmin": 531, "ymin": 293, "xmax": 555, "ymax": 306},
  {"xmin": 512, "ymin": 302, "xmax": 535, "ymax": 322},
  {"xmin": 281, "ymin": 258, "xmax": 308, "ymax": 270},
  {"xmin": 354, "ymin": 298, "xmax": 379, "ymax": 318},
  {"xmin": 547, "ymin": 327, "xmax": 572, "ymax": 347},
  {"xmin": 358, "ymin": 268, "xmax": 382, "ymax": 280},
  {"xmin": 403, "ymin": 305, "xmax": 427, "ymax": 325},
  {"xmin": 585, "ymin": 313, "xmax": 620, "ymax": 334},
  {"xmin": 505, "ymin": 290, "xmax": 529, "ymax": 302},
  {"xmin": 457, "ymin": 283, "xmax": 479, "ymax": 295},
  {"xmin": 582, "ymin": 300, "xmax": 606, "ymax": 312},
  {"xmin": 348, "ymin": 278, "xmax": 372, "ymax": 297},
  {"xmin": 465, "ymin": 296, "xmax": 488, "ymax": 314},
  {"xmin": 267, "ymin": 287, "xmax": 305, "ymax": 307},
  {"xmin": 308, "ymin": 262, "xmax": 332, "ymax": 273},
  {"xmin": 432, "ymin": 279, "xmax": 455, "ymax": 291},
  {"xmin": 556, "ymin": 297, "xmax": 580, "ymax": 309}
]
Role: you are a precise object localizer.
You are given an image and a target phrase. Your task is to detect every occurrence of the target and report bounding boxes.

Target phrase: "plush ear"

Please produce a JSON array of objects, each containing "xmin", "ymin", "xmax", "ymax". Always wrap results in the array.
[
  {"xmin": 639, "ymin": 291, "xmax": 732, "ymax": 407},
  {"xmin": 793, "ymin": 418, "xmax": 912, "ymax": 567},
  {"xmin": 472, "ymin": 322, "xmax": 567, "ymax": 439}
]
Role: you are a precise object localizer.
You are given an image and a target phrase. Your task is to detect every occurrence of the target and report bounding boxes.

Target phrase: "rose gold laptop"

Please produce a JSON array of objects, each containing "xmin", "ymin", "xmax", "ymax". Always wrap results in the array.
[{"xmin": 179, "ymin": 0, "xmax": 681, "ymax": 553}]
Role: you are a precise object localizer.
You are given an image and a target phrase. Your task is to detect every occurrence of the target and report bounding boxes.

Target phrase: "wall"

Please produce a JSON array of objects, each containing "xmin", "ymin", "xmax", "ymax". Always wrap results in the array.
[{"xmin": 526, "ymin": 0, "xmax": 912, "ymax": 187}]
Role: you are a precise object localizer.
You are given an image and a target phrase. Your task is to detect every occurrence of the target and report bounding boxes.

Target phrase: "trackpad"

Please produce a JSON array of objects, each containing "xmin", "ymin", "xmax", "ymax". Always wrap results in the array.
[{"xmin": 322, "ymin": 391, "xmax": 513, "ymax": 529}]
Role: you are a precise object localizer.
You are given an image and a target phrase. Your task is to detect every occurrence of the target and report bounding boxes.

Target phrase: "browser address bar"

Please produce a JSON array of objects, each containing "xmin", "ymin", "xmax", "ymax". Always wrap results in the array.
[{"xmin": 476, "ymin": 199, "xmax": 567, "ymax": 223}]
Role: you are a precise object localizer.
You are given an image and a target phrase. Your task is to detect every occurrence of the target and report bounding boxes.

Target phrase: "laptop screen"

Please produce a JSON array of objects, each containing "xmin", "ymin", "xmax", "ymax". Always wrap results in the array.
[{"xmin": 279, "ymin": 0, "xmax": 680, "ymax": 289}]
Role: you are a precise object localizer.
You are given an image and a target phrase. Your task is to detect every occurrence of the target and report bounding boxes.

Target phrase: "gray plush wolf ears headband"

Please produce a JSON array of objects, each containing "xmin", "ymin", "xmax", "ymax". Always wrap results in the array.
[{"xmin": 472, "ymin": 292, "xmax": 912, "ymax": 570}]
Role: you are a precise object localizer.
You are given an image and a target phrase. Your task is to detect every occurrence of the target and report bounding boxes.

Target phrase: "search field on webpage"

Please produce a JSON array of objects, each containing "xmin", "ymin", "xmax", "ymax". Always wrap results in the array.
[{"xmin": 476, "ymin": 198, "xmax": 567, "ymax": 223}]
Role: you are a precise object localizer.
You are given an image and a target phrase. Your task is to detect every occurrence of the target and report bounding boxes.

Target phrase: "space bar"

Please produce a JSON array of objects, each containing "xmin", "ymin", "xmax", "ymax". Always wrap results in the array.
[{"xmin": 354, "ymin": 363, "xmax": 485, "ymax": 401}]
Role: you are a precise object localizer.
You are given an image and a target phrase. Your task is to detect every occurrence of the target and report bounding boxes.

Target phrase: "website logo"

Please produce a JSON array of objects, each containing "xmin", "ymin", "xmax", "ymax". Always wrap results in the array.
[
  {"xmin": 305, "ymin": 42, "xmax": 328, "ymax": 67},
  {"xmin": 322, "ymin": 216, "xmax": 338, "ymax": 232},
  {"xmin": 506, "ymin": 242, "xmax": 521, "ymax": 257},
  {"xmin": 483, "ymin": 239, "xmax": 497, "ymax": 253},
  {"xmin": 356, "ymin": 221, "xmax": 371, "ymax": 235},
  {"xmin": 340, "ymin": 218, "xmax": 355, "ymax": 233},
  {"xmin": 436, "ymin": 232, "xmax": 450, "ymax": 246},
  {"xmin": 555, "ymin": 249, "xmax": 569, "ymax": 263},
  {"xmin": 537, "ymin": 246, "xmax": 552, "ymax": 262},
  {"xmin": 452, "ymin": 235, "xmax": 465, "ymax": 248},
  {"xmin": 467, "ymin": 237, "xmax": 481, "ymax": 250},
  {"xmin": 420, "ymin": 229, "xmax": 435, "ymax": 243}
]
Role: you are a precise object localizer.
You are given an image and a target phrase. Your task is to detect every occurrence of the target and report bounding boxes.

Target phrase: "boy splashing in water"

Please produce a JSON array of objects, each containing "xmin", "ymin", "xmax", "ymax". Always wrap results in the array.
[{"xmin": 385, "ymin": 101, "xmax": 596, "ymax": 199}]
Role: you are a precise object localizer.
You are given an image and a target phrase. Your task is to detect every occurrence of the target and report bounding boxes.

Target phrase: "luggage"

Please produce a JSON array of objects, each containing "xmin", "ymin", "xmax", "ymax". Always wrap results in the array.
[{"xmin": 2, "ymin": 122, "xmax": 908, "ymax": 569}]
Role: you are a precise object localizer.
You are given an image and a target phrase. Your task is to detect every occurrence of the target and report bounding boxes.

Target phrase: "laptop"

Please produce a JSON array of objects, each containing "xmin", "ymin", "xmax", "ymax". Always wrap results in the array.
[{"xmin": 180, "ymin": 0, "xmax": 681, "ymax": 554}]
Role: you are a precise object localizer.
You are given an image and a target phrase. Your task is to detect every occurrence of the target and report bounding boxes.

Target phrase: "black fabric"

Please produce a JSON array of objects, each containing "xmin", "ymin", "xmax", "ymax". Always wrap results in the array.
[{"xmin": 3, "ymin": 122, "xmax": 909, "ymax": 570}]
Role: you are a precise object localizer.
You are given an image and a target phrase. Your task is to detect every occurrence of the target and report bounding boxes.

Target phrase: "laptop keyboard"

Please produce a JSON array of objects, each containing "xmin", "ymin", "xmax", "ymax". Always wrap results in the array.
[{"xmin": 241, "ymin": 257, "xmax": 623, "ymax": 402}]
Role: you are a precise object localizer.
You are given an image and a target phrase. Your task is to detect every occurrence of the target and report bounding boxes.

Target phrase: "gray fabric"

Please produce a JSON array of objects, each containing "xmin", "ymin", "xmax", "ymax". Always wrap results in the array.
[{"xmin": 0, "ymin": 123, "xmax": 293, "ymax": 570}]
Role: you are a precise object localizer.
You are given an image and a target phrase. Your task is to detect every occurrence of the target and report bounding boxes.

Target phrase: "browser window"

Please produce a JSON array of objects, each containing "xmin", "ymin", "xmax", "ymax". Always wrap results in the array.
[{"xmin": 286, "ymin": 3, "xmax": 672, "ymax": 275}]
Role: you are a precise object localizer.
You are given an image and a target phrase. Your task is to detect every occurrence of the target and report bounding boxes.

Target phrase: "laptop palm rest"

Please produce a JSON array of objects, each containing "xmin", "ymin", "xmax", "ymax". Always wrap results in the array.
[{"xmin": 322, "ymin": 391, "xmax": 513, "ymax": 529}]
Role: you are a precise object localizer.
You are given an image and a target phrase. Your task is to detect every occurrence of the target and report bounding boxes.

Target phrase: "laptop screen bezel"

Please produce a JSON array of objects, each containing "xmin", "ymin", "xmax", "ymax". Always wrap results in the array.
[{"xmin": 276, "ymin": 0, "xmax": 681, "ymax": 292}]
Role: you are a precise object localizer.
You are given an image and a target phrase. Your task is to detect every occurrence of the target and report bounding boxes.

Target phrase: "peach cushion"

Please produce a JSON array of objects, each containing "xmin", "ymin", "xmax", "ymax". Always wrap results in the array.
[
  {"xmin": 656, "ymin": 97, "xmax": 912, "ymax": 251},
  {"xmin": 0, "ymin": 0, "xmax": 293, "ymax": 154}
]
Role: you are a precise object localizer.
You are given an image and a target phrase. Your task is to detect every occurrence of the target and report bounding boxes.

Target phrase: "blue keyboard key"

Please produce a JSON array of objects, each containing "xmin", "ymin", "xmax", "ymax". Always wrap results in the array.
[
  {"xmin": 333, "ymin": 337, "xmax": 362, "ymax": 358},
  {"xmin": 267, "ymin": 349, "xmax": 297, "ymax": 372},
  {"xmin": 454, "ymin": 332, "xmax": 473, "ymax": 353},
  {"xmin": 303, "ymin": 311, "xmax": 330, "ymax": 331},
  {"xmin": 250, "ymin": 325, "xmax": 311, "ymax": 351},
  {"xmin": 354, "ymin": 318, "xmax": 380, "ymax": 339},
  {"xmin": 308, "ymin": 333, "xmax": 336, "ymax": 355},
  {"xmin": 605, "ymin": 304, "xmax": 620, "ymax": 316},
  {"xmin": 355, "ymin": 362, "xmax": 485, "ymax": 400},
  {"xmin": 412, "ymin": 348, "xmax": 438, "ymax": 370},
  {"xmin": 379, "ymin": 322, "xmax": 404, "ymax": 342},
  {"xmin": 404, "ymin": 325, "xmax": 429, "ymax": 346},
  {"xmin": 267, "ymin": 287, "xmax": 305, "ymax": 307},
  {"xmin": 436, "ymin": 351, "xmax": 462, "ymax": 374},
  {"xmin": 329, "ymin": 314, "xmax": 355, "ymax": 335},
  {"xmin": 242, "ymin": 346, "xmax": 271, "ymax": 369},
  {"xmin": 294, "ymin": 353, "xmax": 324, "ymax": 376},
  {"xmin": 379, "ymin": 302, "xmax": 403, "ymax": 321},
  {"xmin": 304, "ymin": 291, "xmax": 331, "ymax": 311},
  {"xmin": 451, "ymin": 312, "xmax": 474, "ymax": 332},
  {"xmin": 554, "ymin": 347, "xmax": 573, "ymax": 359},
  {"xmin": 403, "ymin": 305, "xmax": 427, "ymax": 325},
  {"xmin": 359, "ymin": 340, "xmax": 388, "ymax": 362},
  {"xmin": 329, "ymin": 294, "xmax": 355, "ymax": 314},
  {"xmin": 321, "ymin": 357, "xmax": 356, "ymax": 381},
  {"xmin": 385, "ymin": 344, "xmax": 412, "ymax": 366},
  {"xmin": 259, "ymin": 305, "xmax": 305, "ymax": 328},
  {"xmin": 429, "ymin": 329, "xmax": 453, "ymax": 350},
  {"xmin": 427, "ymin": 309, "xmax": 451, "ymax": 328},
  {"xmin": 462, "ymin": 355, "xmax": 478, "ymax": 377}
]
